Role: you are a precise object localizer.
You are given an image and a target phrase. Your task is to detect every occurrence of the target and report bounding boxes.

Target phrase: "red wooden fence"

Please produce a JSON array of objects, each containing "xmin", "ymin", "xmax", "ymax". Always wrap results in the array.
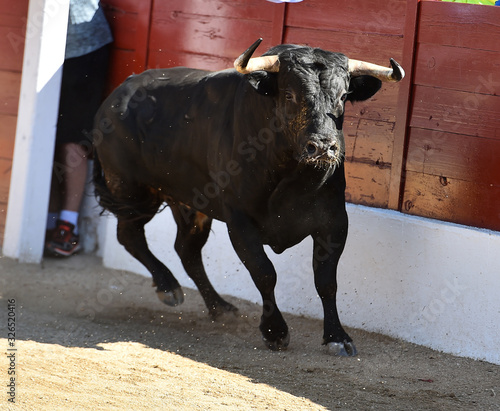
[{"xmin": 403, "ymin": 1, "xmax": 500, "ymax": 230}]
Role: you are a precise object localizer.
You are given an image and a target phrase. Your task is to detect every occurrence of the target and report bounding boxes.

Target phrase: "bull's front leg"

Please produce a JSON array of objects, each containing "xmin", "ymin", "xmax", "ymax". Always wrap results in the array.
[
  {"xmin": 227, "ymin": 210, "xmax": 290, "ymax": 351},
  {"xmin": 313, "ymin": 218, "xmax": 357, "ymax": 356}
]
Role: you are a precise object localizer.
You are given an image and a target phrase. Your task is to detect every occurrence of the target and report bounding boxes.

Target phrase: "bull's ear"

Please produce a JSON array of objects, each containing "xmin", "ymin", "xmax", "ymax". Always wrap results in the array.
[
  {"xmin": 347, "ymin": 75, "xmax": 382, "ymax": 102},
  {"xmin": 247, "ymin": 71, "xmax": 278, "ymax": 96}
]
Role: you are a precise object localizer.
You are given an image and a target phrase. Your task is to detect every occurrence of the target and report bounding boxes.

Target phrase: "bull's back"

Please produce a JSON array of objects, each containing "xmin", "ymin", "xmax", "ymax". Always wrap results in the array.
[{"xmin": 95, "ymin": 67, "xmax": 241, "ymax": 210}]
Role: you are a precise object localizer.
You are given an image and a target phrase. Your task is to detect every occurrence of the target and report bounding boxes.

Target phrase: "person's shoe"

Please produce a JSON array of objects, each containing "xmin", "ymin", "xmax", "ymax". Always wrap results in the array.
[{"xmin": 45, "ymin": 220, "xmax": 81, "ymax": 257}]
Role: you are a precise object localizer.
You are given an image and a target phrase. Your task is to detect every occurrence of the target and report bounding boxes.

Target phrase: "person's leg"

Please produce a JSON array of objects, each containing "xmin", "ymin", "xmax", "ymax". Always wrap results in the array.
[
  {"xmin": 45, "ymin": 143, "xmax": 87, "ymax": 256},
  {"xmin": 46, "ymin": 46, "xmax": 110, "ymax": 257},
  {"xmin": 59, "ymin": 142, "xmax": 88, "ymax": 214}
]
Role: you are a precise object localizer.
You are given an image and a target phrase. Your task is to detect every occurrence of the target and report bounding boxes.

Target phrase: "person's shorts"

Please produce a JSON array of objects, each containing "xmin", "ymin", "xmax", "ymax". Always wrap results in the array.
[{"xmin": 56, "ymin": 45, "xmax": 110, "ymax": 146}]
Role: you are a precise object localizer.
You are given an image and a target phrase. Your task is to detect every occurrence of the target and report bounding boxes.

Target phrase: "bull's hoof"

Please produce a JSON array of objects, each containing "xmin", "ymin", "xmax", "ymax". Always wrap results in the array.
[
  {"xmin": 156, "ymin": 287, "xmax": 184, "ymax": 307},
  {"xmin": 326, "ymin": 340, "xmax": 357, "ymax": 356},
  {"xmin": 262, "ymin": 332, "xmax": 290, "ymax": 351}
]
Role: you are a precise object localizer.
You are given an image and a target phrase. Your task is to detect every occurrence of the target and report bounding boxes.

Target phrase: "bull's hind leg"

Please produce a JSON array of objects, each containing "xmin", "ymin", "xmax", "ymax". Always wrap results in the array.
[
  {"xmin": 117, "ymin": 215, "xmax": 184, "ymax": 306},
  {"xmin": 114, "ymin": 193, "xmax": 184, "ymax": 306},
  {"xmin": 95, "ymin": 157, "xmax": 183, "ymax": 305},
  {"xmin": 170, "ymin": 204, "xmax": 238, "ymax": 318}
]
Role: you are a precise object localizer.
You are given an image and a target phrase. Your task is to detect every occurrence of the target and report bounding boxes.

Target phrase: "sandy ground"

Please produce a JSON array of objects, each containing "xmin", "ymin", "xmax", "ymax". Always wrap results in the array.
[{"xmin": 0, "ymin": 253, "xmax": 499, "ymax": 410}]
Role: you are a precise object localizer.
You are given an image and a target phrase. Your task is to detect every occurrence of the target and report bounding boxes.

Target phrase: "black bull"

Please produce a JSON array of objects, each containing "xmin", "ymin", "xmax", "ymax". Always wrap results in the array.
[{"xmin": 93, "ymin": 39, "xmax": 404, "ymax": 356}]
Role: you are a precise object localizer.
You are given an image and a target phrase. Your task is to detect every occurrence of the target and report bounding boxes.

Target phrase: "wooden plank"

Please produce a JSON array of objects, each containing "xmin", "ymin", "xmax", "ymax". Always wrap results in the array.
[
  {"xmin": 403, "ymin": 1, "xmax": 500, "ymax": 231},
  {"xmin": 0, "ymin": 71, "xmax": 21, "ymax": 116},
  {"xmin": 105, "ymin": 48, "xmax": 136, "ymax": 93},
  {"xmin": 0, "ymin": 0, "xmax": 28, "ymax": 71},
  {"xmin": 151, "ymin": 0, "xmax": 275, "ymax": 22},
  {"xmin": 148, "ymin": 50, "xmax": 231, "ymax": 72},
  {"xmin": 388, "ymin": 0, "xmax": 420, "ymax": 211},
  {"xmin": 345, "ymin": 119, "xmax": 394, "ymax": 167},
  {"xmin": 402, "ymin": 170, "xmax": 500, "ymax": 232},
  {"xmin": 406, "ymin": 127, "xmax": 500, "ymax": 185},
  {"xmin": 0, "ymin": 14, "xmax": 24, "ymax": 28},
  {"xmin": 346, "ymin": 86, "xmax": 400, "ymax": 124},
  {"xmin": 103, "ymin": 9, "xmax": 139, "ymax": 51},
  {"xmin": 419, "ymin": 1, "xmax": 500, "ymax": 52},
  {"xmin": 344, "ymin": 119, "xmax": 395, "ymax": 209},
  {"xmin": 0, "ymin": 27, "xmax": 26, "ymax": 71},
  {"xmin": 134, "ymin": 0, "xmax": 152, "ymax": 74},
  {"xmin": 0, "ymin": 0, "xmax": 29, "ymax": 21},
  {"xmin": 101, "ymin": 0, "xmax": 145, "ymax": 14},
  {"xmin": 148, "ymin": 0, "xmax": 274, "ymax": 71},
  {"xmin": 410, "ymin": 85, "xmax": 500, "ymax": 141},
  {"xmin": 285, "ymin": 0, "xmax": 406, "ymax": 36},
  {"xmin": 0, "ymin": 114, "xmax": 17, "ymax": 160},
  {"xmin": 271, "ymin": 3, "xmax": 286, "ymax": 45},
  {"xmin": 149, "ymin": 13, "xmax": 273, "ymax": 61},
  {"xmin": 413, "ymin": 43, "xmax": 500, "ymax": 93},
  {"xmin": 103, "ymin": 0, "xmax": 152, "ymax": 74},
  {"xmin": 0, "ymin": 0, "xmax": 28, "ymax": 29},
  {"xmin": 345, "ymin": 162, "xmax": 391, "ymax": 208},
  {"xmin": 284, "ymin": 26, "xmax": 404, "ymax": 65}
]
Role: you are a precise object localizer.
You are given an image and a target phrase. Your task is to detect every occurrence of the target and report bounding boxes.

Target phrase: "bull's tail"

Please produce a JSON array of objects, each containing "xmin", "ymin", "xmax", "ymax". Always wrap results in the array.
[
  {"xmin": 92, "ymin": 148, "xmax": 117, "ymax": 216},
  {"xmin": 92, "ymin": 149, "xmax": 165, "ymax": 221}
]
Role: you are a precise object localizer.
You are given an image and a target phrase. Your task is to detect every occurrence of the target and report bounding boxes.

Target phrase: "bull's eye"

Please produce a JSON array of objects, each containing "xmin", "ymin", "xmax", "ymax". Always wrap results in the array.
[
  {"xmin": 340, "ymin": 93, "xmax": 347, "ymax": 102},
  {"xmin": 285, "ymin": 91, "xmax": 294, "ymax": 101}
]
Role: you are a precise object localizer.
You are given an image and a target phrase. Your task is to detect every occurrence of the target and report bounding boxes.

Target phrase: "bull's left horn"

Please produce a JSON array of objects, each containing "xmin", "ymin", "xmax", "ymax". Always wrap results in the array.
[
  {"xmin": 348, "ymin": 58, "xmax": 405, "ymax": 82},
  {"xmin": 234, "ymin": 38, "xmax": 280, "ymax": 74}
]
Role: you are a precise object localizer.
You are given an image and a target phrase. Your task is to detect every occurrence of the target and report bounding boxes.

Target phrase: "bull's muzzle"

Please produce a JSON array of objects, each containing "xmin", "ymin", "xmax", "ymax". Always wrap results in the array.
[{"xmin": 302, "ymin": 139, "xmax": 343, "ymax": 169}]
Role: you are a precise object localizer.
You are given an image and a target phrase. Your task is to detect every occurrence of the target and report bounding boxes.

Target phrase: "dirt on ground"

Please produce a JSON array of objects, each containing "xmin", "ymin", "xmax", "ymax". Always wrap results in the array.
[{"xmin": 0, "ymin": 253, "xmax": 498, "ymax": 410}]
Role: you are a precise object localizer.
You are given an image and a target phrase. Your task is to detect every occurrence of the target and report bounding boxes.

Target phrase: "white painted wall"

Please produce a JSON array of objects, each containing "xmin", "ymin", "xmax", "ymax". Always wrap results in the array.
[{"xmin": 100, "ymin": 203, "xmax": 500, "ymax": 365}]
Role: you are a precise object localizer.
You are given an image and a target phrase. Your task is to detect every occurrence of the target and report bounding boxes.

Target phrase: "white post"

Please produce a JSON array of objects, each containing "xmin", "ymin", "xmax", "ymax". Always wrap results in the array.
[{"xmin": 3, "ymin": 0, "xmax": 70, "ymax": 262}]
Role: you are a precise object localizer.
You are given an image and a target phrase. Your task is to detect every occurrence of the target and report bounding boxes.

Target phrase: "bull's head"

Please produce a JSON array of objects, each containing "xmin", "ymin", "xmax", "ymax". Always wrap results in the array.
[{"xmin": 234, "ymin": 38, "xmax": 404, "ymax": 170}]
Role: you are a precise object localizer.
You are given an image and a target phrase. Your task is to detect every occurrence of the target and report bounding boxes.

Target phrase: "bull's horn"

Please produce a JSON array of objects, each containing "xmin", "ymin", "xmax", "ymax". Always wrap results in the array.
[
  {"xmin": 234, "ymin": 38, "xmax": 280, "ymax": 74},
  {"xmin": 348, "ymin": 58, "xmax": 405, "ymax": 82}
]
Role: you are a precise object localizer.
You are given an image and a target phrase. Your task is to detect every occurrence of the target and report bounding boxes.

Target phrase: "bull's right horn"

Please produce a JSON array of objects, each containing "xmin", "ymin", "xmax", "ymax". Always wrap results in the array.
[
  {"xmin": 348, "ymin": 58, "xmax": 405, "ymax": 82},
  {"xmin": 234, "ymin": 38, "xmax": 280, "ymax": 74}
]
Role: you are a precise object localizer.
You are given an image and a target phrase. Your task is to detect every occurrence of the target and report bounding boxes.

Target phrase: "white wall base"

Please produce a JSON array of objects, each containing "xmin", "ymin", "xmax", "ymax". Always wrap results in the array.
[{"xmin": 100, "ymin": 204, "xmax": 500, "ymax": 365}]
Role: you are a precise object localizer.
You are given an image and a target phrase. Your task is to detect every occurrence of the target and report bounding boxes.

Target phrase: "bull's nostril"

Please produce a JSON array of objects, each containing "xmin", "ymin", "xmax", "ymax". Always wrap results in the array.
[
  {"xmin": 306, "ymin": 143, "xmax": 318, "ymax": 156},
  {"xmin": 329, "ymin": 144, "xmax": 337, "ymax": 153}
]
